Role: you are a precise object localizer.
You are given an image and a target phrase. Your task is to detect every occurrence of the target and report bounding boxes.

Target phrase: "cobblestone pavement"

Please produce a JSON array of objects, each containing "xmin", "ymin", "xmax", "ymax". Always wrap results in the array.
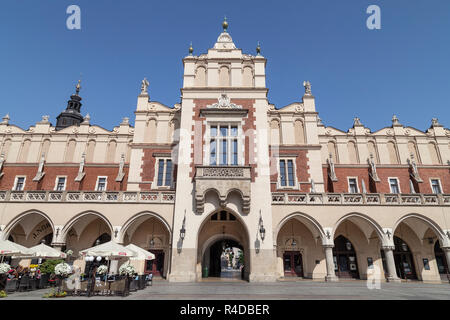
[{"xmin": 2, "ymin": 280, "xmax": 450, "ymax": 300}]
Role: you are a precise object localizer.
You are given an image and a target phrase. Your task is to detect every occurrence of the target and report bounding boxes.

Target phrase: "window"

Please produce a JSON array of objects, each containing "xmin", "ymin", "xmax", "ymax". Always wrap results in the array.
[
  {"xmin": 348, "ymin": 178, "xmax": 359, "ymax": 193},
  {"xmin": 96, "ymin": 177, "xmax": 107, "ymax": 191},
  {"xmin": 55, "ymin": 177, "xmax": 66, "ymax": 191},
  {"xmin": 279, "ymin": 159, "xmax": 296, "ymax": 188},
  {"xmin": 389, "ymin": 178, "xmax": 400, "ymax": 194},
  {"xmin": 431, "ymin": 179, "xmax": 442, "ymax": 194},
  {"xmin": 14, "ymin": 176, "xmax": 25, "ymax": 191},
  {"xmin": 156, "ymin": 159, "xmax": 173, "ymax": 187},
  {"xmin": 208, "ymin": 124, "xmax": 239, "ymax": 166}
]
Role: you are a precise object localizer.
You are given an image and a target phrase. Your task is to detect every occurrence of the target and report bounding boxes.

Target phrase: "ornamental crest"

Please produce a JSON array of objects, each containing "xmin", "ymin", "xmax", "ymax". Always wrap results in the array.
[{"xmin": 207, "ymin": 93, "xmax": 242, "ymax": 109}]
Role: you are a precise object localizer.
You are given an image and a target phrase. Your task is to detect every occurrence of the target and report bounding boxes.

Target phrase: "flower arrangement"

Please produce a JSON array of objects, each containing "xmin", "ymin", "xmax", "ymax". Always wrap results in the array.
[
  {"xmin": 65, "ymin": 249, "xmax": 73, "ymax": 256},
  {"xmin": 29, "ymin": 264, "xmax": 39, "ymax": 272},
  {"xmin": 0, "ymin": 290, "xmax": 7, "ymax": 298},
  {"xmin": 0, "ymin": 263, "xmax": 11, "ymax": 274},
  {"xmin": 54, "ymin": 263, "xmax": 72, "ymax": 277},
  {"xmin": 43, "ymin": 288, "xmax": 67, "ymax": 298},
  {"xmin": 119, "ymin": 263, "xmax": 136, "ymax": 277},
  {"xmin": 97, "ymin": 265, "xmax": 108, "ymax": 275}
]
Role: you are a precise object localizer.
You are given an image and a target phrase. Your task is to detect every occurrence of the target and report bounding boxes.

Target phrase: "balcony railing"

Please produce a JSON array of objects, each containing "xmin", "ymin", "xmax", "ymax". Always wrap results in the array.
[
  {"xmin": 271, "ymin": 192, "xmax": 450, "ymax": 206},
  {"xmin": 0, "ymin": 191, "xmax": 175, "ymax": 204}
]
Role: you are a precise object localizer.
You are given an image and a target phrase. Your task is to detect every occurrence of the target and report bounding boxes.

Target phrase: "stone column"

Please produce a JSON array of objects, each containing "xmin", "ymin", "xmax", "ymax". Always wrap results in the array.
[
  {"xmin": 382, "ymin": 246, "xmax": 401, "ymax": 282},
  {"xmin": 324, "ymin": 245, "xmax": 338, "ymax": 282}
]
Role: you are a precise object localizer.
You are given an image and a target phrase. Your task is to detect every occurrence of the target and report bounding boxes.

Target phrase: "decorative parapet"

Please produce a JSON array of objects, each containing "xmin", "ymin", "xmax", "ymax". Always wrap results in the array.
[
  {"xmin": 272, "ymin": 192, "xmax": 450, "ymax": 206},
  {"xmin": 195, "ymin": 166, "xmax": 251, "ymax": 214},
  {"xmin": 0, "ymin": 190, "xmax": 175, "ymax": 204}
]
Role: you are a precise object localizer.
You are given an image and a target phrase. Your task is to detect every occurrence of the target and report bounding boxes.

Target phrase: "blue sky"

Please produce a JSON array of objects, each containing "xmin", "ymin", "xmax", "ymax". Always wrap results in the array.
[{"xmin": 1, "ymin": 0, "xmax": 449, "ymax": 132}]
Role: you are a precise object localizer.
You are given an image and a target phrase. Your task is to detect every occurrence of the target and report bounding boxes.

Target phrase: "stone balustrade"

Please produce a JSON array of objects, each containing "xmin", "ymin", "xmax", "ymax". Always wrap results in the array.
[
  {"xmin": 0, "ymin": 190, "xmax": 175, "ymax": 204},
  {"xmin": 272, "ymin": 192, "xmax": 450, "ymax": 206}
]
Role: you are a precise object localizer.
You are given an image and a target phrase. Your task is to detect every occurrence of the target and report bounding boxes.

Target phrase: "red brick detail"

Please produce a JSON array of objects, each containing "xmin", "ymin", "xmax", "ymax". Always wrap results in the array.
[
  {"xmin": 324, "ymin": 166, "xmax": 450, "ymax": 194},
  {"xmin": 139, "ymin": 148, "xmax": 175, "ymax": 191},
  {"xmin": 270, "ymin": 149, "xmax": 310, "ymax": 192},
  {"xmin": 0, "ymin": 165, "xmax": 128, "ymax": 191},
  {"xmin": 190, "ymin": 99, "xmax": 257, "ymax": 182}
]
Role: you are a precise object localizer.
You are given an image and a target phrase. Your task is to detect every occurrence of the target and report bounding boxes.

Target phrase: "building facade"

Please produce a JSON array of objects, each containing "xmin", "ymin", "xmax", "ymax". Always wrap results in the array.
[{"xmin": 1, "ymin": 20, "xmax": 450, "ymax": 283}]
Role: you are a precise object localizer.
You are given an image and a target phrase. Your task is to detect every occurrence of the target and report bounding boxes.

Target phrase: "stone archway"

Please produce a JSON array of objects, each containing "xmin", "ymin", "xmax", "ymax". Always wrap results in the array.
[
  {"xmin": 197, "ymin": 209, "xmax": 250, "ymax": 281},
  {"xmin": 393, "ymin": 214, "xmax": 447, "ymax": 282},
  {"xmin": 121, "ymin": 212, "xmax": 172, "ymax": 278},
  {"xmin": 3, "ymin": 210, "xmax": 54, "ymax": 247},
  {"xmin": 275, "ymin": 215, "xmax": 325, "ymax": 279}
]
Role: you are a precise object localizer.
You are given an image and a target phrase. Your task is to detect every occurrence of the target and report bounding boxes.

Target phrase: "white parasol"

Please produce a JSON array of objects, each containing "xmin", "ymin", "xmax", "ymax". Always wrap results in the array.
[
  {"xmin": 79, "ymin": 241, "xmax": 137, "ymax": 259},
  {"xmin": 125, "ymin": 244, "xmax": 155, "ymax": 261},
  {"xmin": 22, "ymin": 243, "xmax": 67, "ymax": 259}
]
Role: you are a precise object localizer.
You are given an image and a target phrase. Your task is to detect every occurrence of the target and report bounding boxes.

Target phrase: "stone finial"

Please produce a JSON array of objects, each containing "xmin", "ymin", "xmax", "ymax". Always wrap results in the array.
[
  {"xmin": 303, "ymin": 81, "xmax": 312, "ymax": 96},
  {"xmin": 1, "ymin": 114, "xmax": 10, "ymax": 125},
  {"xmin": 83, "ymin": 113, "xmax": 90, "ymax": 124},
  {"xmin": 140, "ymin": 78, "xmax": 149, "ymax": 95},
  {"xmin": 431, "ymin": 118, "xmax": 442, "ymax": 127},
  {"xmin": 317, "ymin": 117, "xmax": 323, "ymax": 126},
  {"xmin": 222, "ymin": 16, "xmax": 228, "ymax": 32},
  {"xmin": 121, "ymin": 117, "xmax": 130, "ymax": 125},
  {"xmin": 256, "ymin": 41, "xmax": 261, "ymax": 56},
  {"xmin": 392, "ymin": 115, "xmax": 400, "ymax": 126},
  {"xmin": 188, "ymin": 42, "xmax": 193, "ymax": 56},
  {"xmin": 353, "ymin": 117, "xmax": 362, "ymax": 126},
  {"xmin": 40, "ymin": 115, "xmax": 50, "ymax": 123}
]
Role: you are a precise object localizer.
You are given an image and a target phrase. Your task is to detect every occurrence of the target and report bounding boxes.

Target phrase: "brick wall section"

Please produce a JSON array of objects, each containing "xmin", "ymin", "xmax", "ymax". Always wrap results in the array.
[
  {"xmin": 139, "ymin": 148, "xmax": 175, "ymax": 191},
  {"xmin": 270, "ymin": 149, "xmax": 310, "ymax": 192},
  {"xmin": 191, "ymin": 99, "xmax": 257, "ymax": 182},
  {"xmin": 324, "ymin": 166, "xmax": 450, "ymax": 194},
  {"xmin": 0, "ymin": 165, "xmax": 128, "ymax": 191}
]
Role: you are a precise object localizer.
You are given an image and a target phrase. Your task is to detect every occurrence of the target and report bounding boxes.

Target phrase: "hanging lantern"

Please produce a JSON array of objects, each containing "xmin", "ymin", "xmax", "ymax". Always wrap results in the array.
[
  {"xmin": 96, "ymin": 256, "xmax": 102, "ymax": 262},
  {"xmin": 292, "ymin": 238, "xmax": 297, "ymax": 247},
  {"xmin": 150, "ymin": 238, "xmax": 155, "ymax": 247},
  {"xmin": 346, "ymin": 241, "xmax": 352, "ymax": 251}
]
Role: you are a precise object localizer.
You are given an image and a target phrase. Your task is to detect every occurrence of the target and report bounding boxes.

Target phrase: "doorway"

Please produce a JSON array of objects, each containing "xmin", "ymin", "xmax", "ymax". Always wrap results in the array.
[
  {"xmin": 206, "ymin": 239, "xmax": 244, "ymax": 280},
  {"xmin": 146, "ymin": 250, "xmax": 165, "ymax": 277},
  {"xmin": 434, "ymin": 241, "xmax": 449, "ymax": 281},
  {"xmin": 393, "ymin": 236, "xmax": 417, "ymax": 280},
  {"xmin": 333, "ymin": 235, "xmax": 359, "ymax": 279},
  {"xmin": 283, "ymin": 251, "xmax": 304, "ymax": 277}
]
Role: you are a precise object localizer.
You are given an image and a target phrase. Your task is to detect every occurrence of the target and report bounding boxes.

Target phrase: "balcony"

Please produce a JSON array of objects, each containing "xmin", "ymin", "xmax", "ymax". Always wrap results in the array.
[
  {"xmin": 194, "ymin": 166, "xmax": 252, "ymax": 214},
  {"xmin": 271, "ymin": 192, "xmax": 450, "ymax": 206},
  {"xmin": 0, "ymin": 190, "xmax": 175, "ymax": 204}
]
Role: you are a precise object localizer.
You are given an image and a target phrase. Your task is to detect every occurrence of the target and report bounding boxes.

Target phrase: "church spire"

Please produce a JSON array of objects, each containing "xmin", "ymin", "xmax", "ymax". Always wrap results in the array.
[{"xmin": 55, "ymin": 79, "xmax": 85, "ymax": 131}]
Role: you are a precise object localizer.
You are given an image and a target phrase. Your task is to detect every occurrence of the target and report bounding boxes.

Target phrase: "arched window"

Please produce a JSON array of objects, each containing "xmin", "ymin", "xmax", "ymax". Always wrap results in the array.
[
  {"xmin": 270, "ymin": 119, "xmax": 280, "ymax": 145},
  {"xmin": 387, "ymin": 141, "xmax": 399, "ymax": 164},
  {"xmin": 65, "ymin": 139, "xmax": 76, "ymax": 162},
  {"xmin": 294, "ymin": 120, "xmax": 305, "ymax": 144},
  {"xmin": 195, "ymin": 66, "xmax": 206, "ymax": 87},
  {"xmin": 428, "ymin": 142, "xmax": 441, "ymax": 164},
  {"xmin": 18, "ymin": 139, "xmax": 31, "ymax": 162},
  {"xmin": 105, "ymin": 140, "xmax": 117, "ymax": 163},
  {"xmin": 1, "ymin": 139, "xmax": 11, "ymax": 159},
  {"xmin": 367, "ymin": 141, "xmax": 379, "ymax": 164},
  {"xmin": 126, "ymin": 140, "xmax": 132, "ymax": 163},
  {"xmin": 407, "ymin": 141, "xmax": 420, "ymax": 163},
  {"xmin": 146, "ymin": 119, "xmax": 157, "ymax": 142},
  {"xmin": 242, "ymin": 66, "xmax": 253, "ymax": 87},
  {"xmin": 85, "ymin": 140, "xmax": 96, "ymax": 163},
  {"xmin": 219, "ymin": 66, "xmax": 230, "ymax": 87},
  {"xmin": 347, "ymin": 141, "xmax": 359, "ymax": 164},
  {"xmin": 328, "ymin": 141, "xmax": 338, "ymax": 164},
  {"xmin": 40, "ymin": 139, "xmax": 51, "ymax": 160}
]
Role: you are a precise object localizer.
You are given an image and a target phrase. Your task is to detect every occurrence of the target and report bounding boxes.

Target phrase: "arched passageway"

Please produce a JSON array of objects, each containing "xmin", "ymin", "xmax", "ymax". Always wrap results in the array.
[
  {"xmin": 434, "ymin": 241, "xmax": 449, "ymax": 281},
  {"xmin": 4, "ymin": 211, "xmax": 54, "ymax": 247},
  {"xmin": 393, "ymin": 236, "xmax": 417, "ymax": 280},
  {"xmin": 197, "ymin": 209, "xmax": 249, "ymax": 281},
  {"xmin": 333, "ymin": 235, "xmax": 359, "ymax": 279},
  {"xmin": 122, "ymin": 213, "xmax": 171, "ymax": 278}
]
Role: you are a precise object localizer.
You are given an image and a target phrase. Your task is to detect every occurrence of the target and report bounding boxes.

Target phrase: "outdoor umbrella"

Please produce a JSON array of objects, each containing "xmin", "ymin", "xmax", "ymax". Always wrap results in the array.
[
  {"xmin": 79, "ymin": 241, "xmax": 137, "ymax": 259},
  {"xmin": 0, "ymin": 239, "xmax": 34, "ymax": 256},
  {"xmin": 125, "ymin": 244, "xmax": 155, "ymax": 261},
  {"xmin": 21, "ymin": 243, "xmax": 67, "ymax": 259}
]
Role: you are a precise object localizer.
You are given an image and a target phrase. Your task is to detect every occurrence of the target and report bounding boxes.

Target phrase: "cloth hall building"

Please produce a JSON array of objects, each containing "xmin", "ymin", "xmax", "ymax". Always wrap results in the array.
[{"xmin": 1, "ymin": 20, "xmax": 450, "ymax": 283}]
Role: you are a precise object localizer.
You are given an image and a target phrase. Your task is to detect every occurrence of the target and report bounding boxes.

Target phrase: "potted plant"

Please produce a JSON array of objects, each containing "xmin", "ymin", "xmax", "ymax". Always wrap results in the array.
[
  {"xmin": 0, "ymin": 263, "xmax": 11, "ymax": 291},
  {"xmin": 51, "ymin": 262, "xmax": 72, "ymax": 297}
]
